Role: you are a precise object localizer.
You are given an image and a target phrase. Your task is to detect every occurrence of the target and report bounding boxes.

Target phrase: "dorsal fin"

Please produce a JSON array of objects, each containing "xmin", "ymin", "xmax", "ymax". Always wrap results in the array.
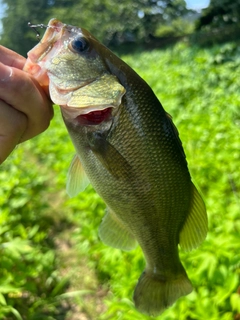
[{"xmin": 166, "ymin": 112, "xmax": 187, "ymax": 163}]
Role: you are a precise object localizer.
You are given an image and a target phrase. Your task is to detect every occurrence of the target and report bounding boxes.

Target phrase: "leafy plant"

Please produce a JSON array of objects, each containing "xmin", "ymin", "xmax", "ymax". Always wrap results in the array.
[{"xmin": 0, "ymin": 41, "xmax": 240, "ymax": 319}]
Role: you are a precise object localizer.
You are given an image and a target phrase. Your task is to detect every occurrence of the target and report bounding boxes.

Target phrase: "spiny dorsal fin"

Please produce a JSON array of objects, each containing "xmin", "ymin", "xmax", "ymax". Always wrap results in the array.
[
  {"xmin": 66, "ymin": 154, "xmax": 89, "ymax": 197},
  {"xmin": 99, "ymin": 208, "xmax": 138, "ymax": 251},
  {"xmin": 179, "ymin": 182, "xmax": 208, "ymax": 251}
]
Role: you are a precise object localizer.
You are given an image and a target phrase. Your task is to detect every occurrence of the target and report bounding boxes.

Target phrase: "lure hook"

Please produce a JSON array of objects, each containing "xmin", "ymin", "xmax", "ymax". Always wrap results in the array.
[{"xmin": 28, "ymin": 22, "xmax": 48, "ymax": 38}]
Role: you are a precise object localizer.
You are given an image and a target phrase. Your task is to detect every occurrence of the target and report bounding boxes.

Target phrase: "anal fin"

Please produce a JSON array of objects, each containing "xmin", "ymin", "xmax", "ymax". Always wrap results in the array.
[
  {"xmin": 179, "ymin": 182, "xmax": 208, "ymax": 251},
  {"xmin": 99, "ymin": 208, "xmax": 137, "ymax": 251}
]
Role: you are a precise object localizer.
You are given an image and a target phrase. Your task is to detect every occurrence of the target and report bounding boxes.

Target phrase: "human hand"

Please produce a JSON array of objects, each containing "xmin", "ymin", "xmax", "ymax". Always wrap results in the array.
[{"xmin": 0, "ymin": 45, "xmax": 53, "ymax": 164}]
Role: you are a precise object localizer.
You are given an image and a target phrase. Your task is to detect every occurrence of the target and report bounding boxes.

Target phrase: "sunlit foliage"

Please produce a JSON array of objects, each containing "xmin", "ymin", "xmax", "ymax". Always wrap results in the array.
[{"xmin": 0, "ymin": 41, "xmax": 240, "ymax": 319}]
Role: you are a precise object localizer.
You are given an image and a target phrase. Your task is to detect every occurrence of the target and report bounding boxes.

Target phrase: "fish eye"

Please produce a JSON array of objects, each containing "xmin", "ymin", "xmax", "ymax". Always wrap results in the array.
[{"xmin": 69, "ymin": 36, "xmax": 89, "ymax": 53}]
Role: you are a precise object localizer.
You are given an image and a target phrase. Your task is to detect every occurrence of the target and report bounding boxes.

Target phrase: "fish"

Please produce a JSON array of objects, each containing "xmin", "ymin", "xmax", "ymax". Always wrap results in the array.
[{"xmin": 24, "ymin": 18, "xmax": 208, "ymax": 316}]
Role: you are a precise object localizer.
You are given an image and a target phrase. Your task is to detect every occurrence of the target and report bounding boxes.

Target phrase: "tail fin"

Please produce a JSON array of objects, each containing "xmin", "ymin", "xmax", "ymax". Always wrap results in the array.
[{"xmin": 133, "ymin": 270, "xmax": 192, "ymax": 316}]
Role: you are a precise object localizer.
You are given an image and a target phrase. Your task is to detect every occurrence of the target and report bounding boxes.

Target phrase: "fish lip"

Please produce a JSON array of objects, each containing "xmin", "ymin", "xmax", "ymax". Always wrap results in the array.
[
  {"xmin": 40, "ymin": 19, "xmax": 66, "ymax": 51},
  {"xmin": 37, "ymin": 19, "xmax": 85, "ymax": 62},
  {"xmin": 27, "ymin": 19, "xmax": 71, "ymax": 64}
]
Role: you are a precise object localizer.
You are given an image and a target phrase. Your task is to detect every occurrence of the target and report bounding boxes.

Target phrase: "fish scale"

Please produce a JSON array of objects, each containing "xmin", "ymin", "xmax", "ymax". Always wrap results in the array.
[{"xmin": 24, "ymin": 18, "xmax": 208, "ymax": 316}]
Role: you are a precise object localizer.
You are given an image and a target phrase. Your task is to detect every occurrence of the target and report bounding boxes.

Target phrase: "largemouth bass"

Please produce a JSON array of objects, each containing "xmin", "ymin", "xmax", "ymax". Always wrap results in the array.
[{"xmin": 24, "ymin": 19, "xmax": 208, "ymax": 316}]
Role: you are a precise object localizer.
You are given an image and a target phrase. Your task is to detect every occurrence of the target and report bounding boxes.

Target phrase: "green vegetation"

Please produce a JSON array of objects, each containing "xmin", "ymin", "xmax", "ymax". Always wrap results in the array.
[{"xmin": 1, "ymin": 41, "xmax": 240, "ymax": 319}]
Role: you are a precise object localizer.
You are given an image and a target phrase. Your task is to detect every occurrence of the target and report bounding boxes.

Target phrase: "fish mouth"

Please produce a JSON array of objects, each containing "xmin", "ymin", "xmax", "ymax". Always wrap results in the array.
[
  {"xmin": 24, "ymin": 19, "xmax": 81, "ymax": 83},
  {"xmin": 27, "ymin": 19, "xmax": 70, "ymax": 63},
  {"xmin": 23, "ymin": 19, "xmax": 69, "ymax": 86}
]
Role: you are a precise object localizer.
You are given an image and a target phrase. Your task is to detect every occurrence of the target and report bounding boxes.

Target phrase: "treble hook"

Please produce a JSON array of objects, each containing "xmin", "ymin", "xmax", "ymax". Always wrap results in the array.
[{"xmin": 28, "ymin": 22, "xmax": 48, "ymax": 38}]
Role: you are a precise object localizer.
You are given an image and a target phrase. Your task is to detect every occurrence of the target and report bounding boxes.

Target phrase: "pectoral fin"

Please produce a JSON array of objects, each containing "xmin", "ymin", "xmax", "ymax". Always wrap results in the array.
[
  {"xmin": 99, "ymin": 208, "xmax": 137, "ymax": 251},
  {"xmin": 66, "ymin": 154, "xmax": 89, "ymax": 197},
  {"xmin": 179, "ymin": 183, "xmax": 208, "ymax": 251},
  {"xmin": 88, "ymin": 132, "xmax": 133, "ymax": 181}
]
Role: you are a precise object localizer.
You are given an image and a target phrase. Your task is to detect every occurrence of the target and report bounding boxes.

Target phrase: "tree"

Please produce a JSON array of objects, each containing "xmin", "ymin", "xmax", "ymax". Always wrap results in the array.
[
  {"xmin": 49, "ymin": 0, "xmax": 191, "ymax": 44},
  {"xmin": 196, "ymin": 0, "xmax": 240, "ymax": 30},
  {"xmin": 0, "ymin": 0, "xmax": 191, "ymax": 56},
  {"xmin": 0, "ymin": 0, "xmax": 54, "ymax": 55}
]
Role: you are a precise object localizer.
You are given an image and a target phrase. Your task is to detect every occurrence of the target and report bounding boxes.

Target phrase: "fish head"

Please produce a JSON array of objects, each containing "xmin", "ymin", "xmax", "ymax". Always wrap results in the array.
[{"xmin": 24, "ymin": 18, "xmax": 125, "ymax": 124}]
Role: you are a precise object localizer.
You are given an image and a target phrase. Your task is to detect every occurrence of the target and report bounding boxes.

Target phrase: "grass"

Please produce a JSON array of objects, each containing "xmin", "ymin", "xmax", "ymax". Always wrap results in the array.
[{"xmin": 0, "ymin": 40, "xmax": 240, "ymax": 319}]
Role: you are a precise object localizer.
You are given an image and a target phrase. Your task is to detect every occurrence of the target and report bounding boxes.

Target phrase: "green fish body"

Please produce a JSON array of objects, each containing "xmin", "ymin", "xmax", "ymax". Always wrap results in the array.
[{"xmin": 24, "ymin": 19, "xmax": 207, "ymax": 316}]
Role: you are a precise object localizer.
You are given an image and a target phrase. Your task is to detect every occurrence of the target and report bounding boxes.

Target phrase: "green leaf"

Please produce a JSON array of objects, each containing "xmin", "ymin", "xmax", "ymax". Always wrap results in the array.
[
  {"xmin": 0, "ymin": 293, "xmax": 6, "ymax": 306},
  {"xmin": 230, "ymin": 293, "xmax": 240, "ymax": 312}
]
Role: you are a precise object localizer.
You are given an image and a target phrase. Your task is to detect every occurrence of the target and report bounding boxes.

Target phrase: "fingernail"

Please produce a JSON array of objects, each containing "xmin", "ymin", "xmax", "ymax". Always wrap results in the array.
[{"xmin": 0, "ymin": 63, "xmax": 13, "ymax": 82}]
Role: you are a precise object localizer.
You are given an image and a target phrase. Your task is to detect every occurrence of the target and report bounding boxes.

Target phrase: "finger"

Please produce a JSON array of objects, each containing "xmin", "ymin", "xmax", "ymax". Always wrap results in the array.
[
  {"xmin": 0, "ymin": 62, "xmax": 53, "ymax": 142},
  {"xmin": 0, "ymin": 100, "xmax": 27, "ymax": 164},
  {"xmin": 0, "ymin": 45, "xmax": 26, "ymax": 69}
]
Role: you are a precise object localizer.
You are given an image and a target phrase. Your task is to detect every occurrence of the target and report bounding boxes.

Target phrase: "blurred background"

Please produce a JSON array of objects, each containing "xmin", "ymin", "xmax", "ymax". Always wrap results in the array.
[{"xmin": 0, "ymin": 0, "xmax": 240, "ymax": 319}]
